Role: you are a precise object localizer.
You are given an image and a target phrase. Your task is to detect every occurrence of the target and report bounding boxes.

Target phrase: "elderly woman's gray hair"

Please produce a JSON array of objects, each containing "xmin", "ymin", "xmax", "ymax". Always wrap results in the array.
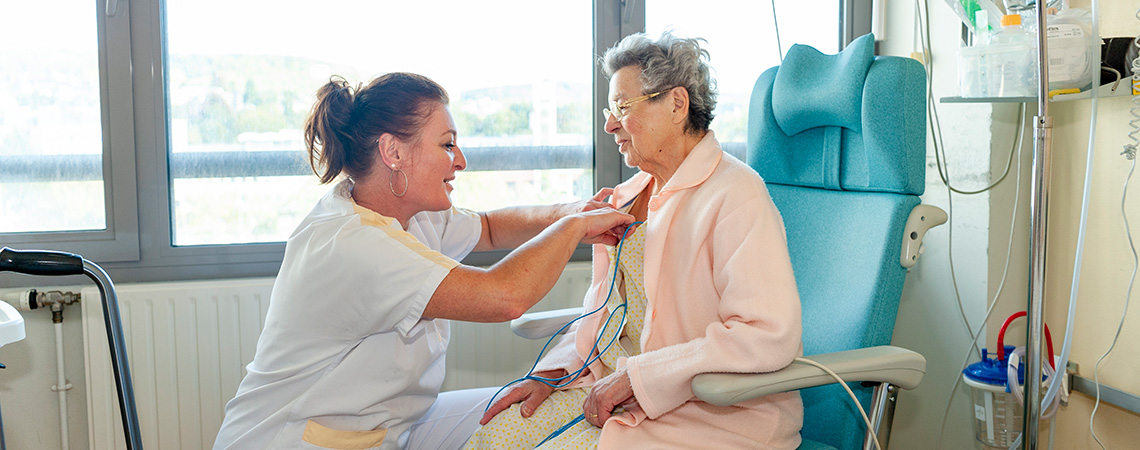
[{"xmin": 601, "ymin": 31, "xmax": 717, "ymax": 134}]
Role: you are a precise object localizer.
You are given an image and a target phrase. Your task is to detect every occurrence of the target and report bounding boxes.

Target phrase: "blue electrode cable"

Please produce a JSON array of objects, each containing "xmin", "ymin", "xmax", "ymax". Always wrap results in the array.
[
  {"xmin": 533, "ymin": 414, "xmax": 586, "ymax": 447},
  {"xmin": 482, "ymin": 220, "xmax": 644, "ymax": 446}
]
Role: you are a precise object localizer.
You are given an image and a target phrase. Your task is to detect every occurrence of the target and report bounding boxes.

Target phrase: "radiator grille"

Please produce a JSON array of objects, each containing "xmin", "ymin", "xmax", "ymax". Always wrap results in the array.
[{"xmin": 81, "ymin": 263, "xmax": 591, "ymax": 449}]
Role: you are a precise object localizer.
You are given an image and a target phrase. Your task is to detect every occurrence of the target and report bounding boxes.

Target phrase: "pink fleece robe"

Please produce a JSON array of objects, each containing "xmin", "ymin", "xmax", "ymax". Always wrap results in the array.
[{"xmin": 534, "ymin": 132, "xmax": 804, "ymax": 448}]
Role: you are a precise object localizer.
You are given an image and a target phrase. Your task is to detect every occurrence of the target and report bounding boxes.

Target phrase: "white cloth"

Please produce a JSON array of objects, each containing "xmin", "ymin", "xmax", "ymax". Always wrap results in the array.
[
  {"xmin": 214, "ymin": 179, "xmax": 482, "ymax": 450},
  {"xmin": 403, "ymin": 387, "xmax": 498, "ymax": 450}
]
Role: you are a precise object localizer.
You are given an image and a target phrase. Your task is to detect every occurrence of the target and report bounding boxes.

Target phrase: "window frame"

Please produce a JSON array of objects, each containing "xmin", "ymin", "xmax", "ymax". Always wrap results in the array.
[
  {"xmin": 0, "ymin": 0, "xmax": 139, "ymax": 265},
  {"xmin": 2, "ymin": 0, "xmax": 869, "ymax": 284}
]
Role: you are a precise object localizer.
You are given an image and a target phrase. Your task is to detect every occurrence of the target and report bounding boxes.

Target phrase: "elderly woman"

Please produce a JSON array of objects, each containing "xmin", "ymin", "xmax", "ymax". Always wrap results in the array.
[
  {"xmin": 464, "ymin": 32, "xmax": 804, "ymax": 449},
  {"xmin": 213, "ymin": 73, "xmax": 633, "ymax": 450}
]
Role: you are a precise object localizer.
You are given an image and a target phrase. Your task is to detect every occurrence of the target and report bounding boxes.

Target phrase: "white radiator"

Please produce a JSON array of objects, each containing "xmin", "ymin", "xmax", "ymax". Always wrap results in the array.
[
  {"xmin": 81, "ymin": 263, "xmax": 592, "ymax": 449},
  {"xmin": 81, "ymin": 278, "xmax": 273, "ymax": 450}
]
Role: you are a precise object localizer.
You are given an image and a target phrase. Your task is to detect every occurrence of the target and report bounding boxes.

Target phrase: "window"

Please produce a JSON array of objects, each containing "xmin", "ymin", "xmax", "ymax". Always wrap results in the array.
[
  {"xmin": 0, "ymin": 2, "xmax": 105, "ymax": 233},
  {"xmin": 164, "ymin": 0, "xmax": 595, "ymax": 246},
  {"xmin": 1, "ymin": 0, "xmax": 859, "ymax": 283},
  {"xmin": 0, "ymin": 0, "xmax": 138, "ymax": 263},
  {"xmin": 646, "ymin": 0, "xmax": 841, "ymax": 161}
]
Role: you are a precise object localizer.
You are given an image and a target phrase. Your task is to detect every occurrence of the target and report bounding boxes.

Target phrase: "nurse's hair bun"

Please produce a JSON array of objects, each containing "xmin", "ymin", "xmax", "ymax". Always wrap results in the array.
[{"xmin": 303, "ymin": 73, "xmax": 449, "ymax": 185}]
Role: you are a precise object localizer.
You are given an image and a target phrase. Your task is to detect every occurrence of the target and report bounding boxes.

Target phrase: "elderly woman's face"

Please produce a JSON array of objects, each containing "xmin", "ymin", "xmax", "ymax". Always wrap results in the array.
[{"xmin": 604, "ymin": 66, "xmax": 676, "ymax": 174}]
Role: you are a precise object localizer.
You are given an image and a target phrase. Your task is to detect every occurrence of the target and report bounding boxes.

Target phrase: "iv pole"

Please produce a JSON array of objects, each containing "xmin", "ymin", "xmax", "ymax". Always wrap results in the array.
[{"xmin": 1024, "ymin": 0, "xmax": 1051, "ymax": 448}]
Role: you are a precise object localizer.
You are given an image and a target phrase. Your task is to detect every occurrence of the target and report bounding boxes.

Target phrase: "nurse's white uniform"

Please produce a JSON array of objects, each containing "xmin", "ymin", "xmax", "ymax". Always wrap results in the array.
[{"xmin": 214, "ymin": 179, "xmax": 491, "ymax": 450}]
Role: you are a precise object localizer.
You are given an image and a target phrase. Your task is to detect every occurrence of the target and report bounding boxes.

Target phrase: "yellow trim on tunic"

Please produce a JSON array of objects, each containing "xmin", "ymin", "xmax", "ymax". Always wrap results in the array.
[
  {"xmin": 301, "ymin": 420, "xmax": 387, "ymax": 449},
  {"xmin": 351, "ymin": 203, "xmax": 459, "ymax": 270}
]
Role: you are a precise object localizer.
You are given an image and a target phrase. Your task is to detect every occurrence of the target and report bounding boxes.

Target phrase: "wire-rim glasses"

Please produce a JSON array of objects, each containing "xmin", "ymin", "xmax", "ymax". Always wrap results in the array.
[{"xmin": 602, "ymin": 87, "xmax": 673, "ymax": 121}]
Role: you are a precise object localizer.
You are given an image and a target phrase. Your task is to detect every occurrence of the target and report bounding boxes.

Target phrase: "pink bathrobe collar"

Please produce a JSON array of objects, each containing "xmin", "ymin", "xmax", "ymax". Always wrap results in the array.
[{"xmin": 593, "ymin": 131, "xmax": 723, "ymax": 365}]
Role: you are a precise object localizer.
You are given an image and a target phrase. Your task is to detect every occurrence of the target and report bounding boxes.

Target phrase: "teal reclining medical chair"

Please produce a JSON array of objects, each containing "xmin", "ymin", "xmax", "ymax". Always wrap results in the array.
[
  {"xmin": 512, "ymin": 34, "xmax": 940, "ymax": 450},
  {"xmin": 690, "ymin": 34, "xmax": 938, "ymax": 450}
]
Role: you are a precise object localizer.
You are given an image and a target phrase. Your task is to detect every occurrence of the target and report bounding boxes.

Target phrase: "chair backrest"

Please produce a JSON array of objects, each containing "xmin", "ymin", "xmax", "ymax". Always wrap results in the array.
[{"xmin": 746, "ymin": 34, "xmax": 926, "ymax": 450}]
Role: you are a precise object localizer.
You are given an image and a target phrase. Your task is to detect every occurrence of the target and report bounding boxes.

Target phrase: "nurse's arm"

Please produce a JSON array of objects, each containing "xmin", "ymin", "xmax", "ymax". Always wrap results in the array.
[
  {"xmin": 473, "ymin": 188, "xmax": 614, "ymax": 252},
  {"xmin": 425, "ymin": 207, "xmax": 632, "ymax": 322}
]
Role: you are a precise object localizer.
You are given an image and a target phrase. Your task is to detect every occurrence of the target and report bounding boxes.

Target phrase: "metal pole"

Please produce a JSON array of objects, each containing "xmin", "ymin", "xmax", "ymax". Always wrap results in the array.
[
  {"xmin": 83, "ymin": 261, "xmax": 144, "ymax": 450},
  {"xmin": 1024, "ymin": 1, "xmax": 1052, "ymax": 448},
  {"xmin": 862, "ymin": 383, "xmax": 898, "ymax": 450}
]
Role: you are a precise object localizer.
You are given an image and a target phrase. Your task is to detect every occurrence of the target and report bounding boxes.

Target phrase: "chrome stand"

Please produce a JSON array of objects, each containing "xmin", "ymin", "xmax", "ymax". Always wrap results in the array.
[{"xmin": 1024, "ymin": 1, "xmax": 1052, "ymax": 449}]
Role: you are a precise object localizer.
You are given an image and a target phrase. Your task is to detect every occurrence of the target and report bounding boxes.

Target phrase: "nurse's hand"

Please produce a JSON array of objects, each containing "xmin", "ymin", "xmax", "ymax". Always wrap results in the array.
[
  {"xmin": 573, "ymin": 208, "xmax": 636, "ymax": 247},
  {"xmin": 479, "ymin": 370, "xmax": 565, "ymax": 425},
  {"xmin": 583, "ymin": 366, "xmax": 637, "ymax": 428},
  {"xmin": 556, "ymin": 188, "xmax": 615, "ymax": 216}
]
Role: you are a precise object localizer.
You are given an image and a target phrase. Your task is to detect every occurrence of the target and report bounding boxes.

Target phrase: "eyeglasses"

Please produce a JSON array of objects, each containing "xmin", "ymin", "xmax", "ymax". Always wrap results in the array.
[{"xmin": 602, "ymin": 87, "xmax": 673, "ymax": 121}]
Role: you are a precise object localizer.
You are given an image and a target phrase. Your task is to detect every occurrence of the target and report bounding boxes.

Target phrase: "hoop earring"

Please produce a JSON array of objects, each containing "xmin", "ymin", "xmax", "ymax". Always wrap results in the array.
[{"xmin": 389, "ymin": 167, "xmax": 408, "ymax": 197}]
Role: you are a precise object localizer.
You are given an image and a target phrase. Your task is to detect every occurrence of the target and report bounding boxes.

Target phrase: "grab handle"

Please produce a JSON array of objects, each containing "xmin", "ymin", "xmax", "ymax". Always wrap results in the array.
[{"xmin": 0, "ymin": 247, "xmax": 84, "ymax": 276}]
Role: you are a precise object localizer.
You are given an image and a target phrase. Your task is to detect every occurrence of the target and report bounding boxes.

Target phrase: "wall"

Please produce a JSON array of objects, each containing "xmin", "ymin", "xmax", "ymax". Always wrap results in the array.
[
  {"xmin": 0, "ymin": 282, "xmax": 89, "ymax": 450},
  {"xmin": 1038, "ymin": 0, "xmax": 1140, "ymax": 446},
  {"xmin": 878, "ymin": 1, "xmax": 1002, "ymax": 448},
  {"xmin": 883, "ymin": 0, "xmax": 1140, "ymax": 449}
]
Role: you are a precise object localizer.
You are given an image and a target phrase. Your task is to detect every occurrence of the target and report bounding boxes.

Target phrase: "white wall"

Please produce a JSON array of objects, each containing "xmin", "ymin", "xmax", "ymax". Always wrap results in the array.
[
  {"xmin": 0, "ymin": 283, "xmax": 89, "ymax": 450},
  {"xmin": 883, "ymin": 0, "xmax": 1140, "ymax": 449},
  {"xmin": 878, "ymin": 1, "xmax": 1000, "ymax": 448},
  {"xmin": 1038, "ymin": 1, "xmax": 1140, "ymax": 446}
]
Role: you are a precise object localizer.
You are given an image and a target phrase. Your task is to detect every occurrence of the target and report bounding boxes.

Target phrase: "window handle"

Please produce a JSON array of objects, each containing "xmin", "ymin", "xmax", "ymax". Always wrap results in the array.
[
  {"xmin": 106, "ymin": 0, "xmax": 121, "ymax": 17},
  {"xmin": 621, "ymin": 0, "xmax": 637, "ymax": 24}
]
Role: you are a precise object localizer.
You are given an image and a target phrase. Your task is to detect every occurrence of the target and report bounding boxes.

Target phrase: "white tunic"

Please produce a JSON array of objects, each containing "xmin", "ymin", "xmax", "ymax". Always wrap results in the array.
[{"xmin": 214, "ymin": 179, "xmax": 481, "ymax": 450}]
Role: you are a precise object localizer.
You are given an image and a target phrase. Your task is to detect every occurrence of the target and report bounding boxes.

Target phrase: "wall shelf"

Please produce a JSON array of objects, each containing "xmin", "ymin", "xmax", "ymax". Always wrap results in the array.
[{"xmin": 940, "ymin": 82, "xmax": 1135, "ymax": 103}]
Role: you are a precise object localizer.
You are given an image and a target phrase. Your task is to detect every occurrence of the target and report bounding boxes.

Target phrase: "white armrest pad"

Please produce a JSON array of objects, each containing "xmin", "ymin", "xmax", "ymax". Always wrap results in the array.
[
  {"xmin": 510, "ymin": 307, "xmax": 584, "ymax": 339},
  {"xmin": 692, "ymin": 346, "xmax": 927, "ymax": 406}
]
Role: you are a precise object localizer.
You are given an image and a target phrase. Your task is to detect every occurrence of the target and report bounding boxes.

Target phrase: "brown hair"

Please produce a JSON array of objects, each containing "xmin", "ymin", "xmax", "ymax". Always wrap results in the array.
[{"xmin": 303, "ymin": 73, "xmax": 450, "ymax": 184}]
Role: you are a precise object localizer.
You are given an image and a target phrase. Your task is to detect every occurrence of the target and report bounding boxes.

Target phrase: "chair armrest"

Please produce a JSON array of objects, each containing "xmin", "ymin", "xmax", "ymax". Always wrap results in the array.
[
  {"xmin": 692, "ymin": 346, "xmax": 926, "ymax": 407},
  {"xmin": 510, "ymin": 307, "xmax": 584, "ymax": 339}
]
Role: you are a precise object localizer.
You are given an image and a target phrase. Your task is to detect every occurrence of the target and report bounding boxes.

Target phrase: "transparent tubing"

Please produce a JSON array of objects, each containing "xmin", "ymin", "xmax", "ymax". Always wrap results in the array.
[{"xmin": 1039, "ymin": 0, "xmax": 1100, "ymax": 413}]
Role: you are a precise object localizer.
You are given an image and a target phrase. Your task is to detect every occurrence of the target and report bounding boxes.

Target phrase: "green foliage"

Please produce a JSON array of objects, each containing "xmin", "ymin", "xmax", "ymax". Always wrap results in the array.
[
  {"xmin": 557, "ymin": 103, "xmax": 590, "ymax": 135},
  {"xmin": 195, "ymin": 94, "xmax": 237, "ymax": 144},
  {"xmin": 169, "ymin": 55, "xmax": 354, "ymax": 146},
  {"xmin": 452, "ymin": 101, "xmax": 533, "ymax": 137}
]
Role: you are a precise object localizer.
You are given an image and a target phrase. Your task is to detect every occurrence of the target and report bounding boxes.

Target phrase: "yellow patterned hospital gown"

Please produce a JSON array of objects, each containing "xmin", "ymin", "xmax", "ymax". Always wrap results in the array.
[{"xmin": 464, "ymin": 224, "xmax": 647, "ymax": 450}]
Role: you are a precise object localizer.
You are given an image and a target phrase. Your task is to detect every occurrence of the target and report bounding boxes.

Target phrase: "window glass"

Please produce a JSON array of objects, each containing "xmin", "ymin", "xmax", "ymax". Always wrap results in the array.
[
  {"xmin": 0, "ymin": 1, "xmax": 105, "ymax": 233},
  {"xmin": 646, "ymin": 0, "xmax": 840, "ymax": 159},
  {"xmin": 165, "ymin": 0, "xmax": 594, "ymax": 246}
]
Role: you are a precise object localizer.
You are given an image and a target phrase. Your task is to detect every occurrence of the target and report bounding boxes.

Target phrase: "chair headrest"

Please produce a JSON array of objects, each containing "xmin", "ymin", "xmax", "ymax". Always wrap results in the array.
[
  {"xmin": 747, "ymin": 33, "xmax": 927, "ymax": 196},
  {"xmin": 772, "ymin": 34, "xmax": 875, "ymax": 136}
]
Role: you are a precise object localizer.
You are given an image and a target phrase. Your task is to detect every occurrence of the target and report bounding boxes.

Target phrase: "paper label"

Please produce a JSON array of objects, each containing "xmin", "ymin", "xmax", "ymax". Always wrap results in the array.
[{"xmin": 1046, "ymin": 24, "xmax": 1084, "ymax": 39}]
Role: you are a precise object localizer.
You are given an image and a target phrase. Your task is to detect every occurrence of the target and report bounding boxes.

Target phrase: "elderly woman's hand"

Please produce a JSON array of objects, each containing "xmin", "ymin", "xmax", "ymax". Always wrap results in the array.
[{"xmin": 583, "ymin": 366, "xmax": 639, "ymax": 427}]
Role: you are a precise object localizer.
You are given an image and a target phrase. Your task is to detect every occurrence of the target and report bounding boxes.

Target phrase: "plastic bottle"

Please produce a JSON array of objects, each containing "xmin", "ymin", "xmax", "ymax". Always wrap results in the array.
[
  {"xmin": 991, "ymin": 14, "xmax": 1030, "ymax": 45},
  {"xmin": 986, "ymin": 14, "xmax": 1036, "ymax": 97}
]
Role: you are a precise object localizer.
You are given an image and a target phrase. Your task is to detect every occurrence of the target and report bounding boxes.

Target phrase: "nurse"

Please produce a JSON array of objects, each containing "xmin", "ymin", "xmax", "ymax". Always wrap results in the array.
[{"xmin": 213, "ymin": 73, "xmax": 634, "ymax": 450}]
